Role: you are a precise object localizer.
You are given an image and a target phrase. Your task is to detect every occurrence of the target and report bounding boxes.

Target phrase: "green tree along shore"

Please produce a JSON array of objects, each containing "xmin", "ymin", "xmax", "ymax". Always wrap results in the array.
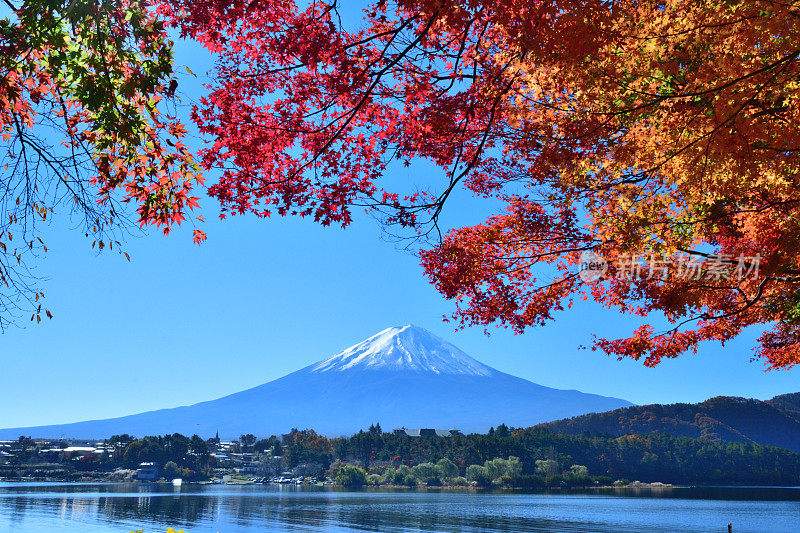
[
  {"xmin": 329, "ymin": 426, "xmax": 800, "ymax": 487},
  {"xmin": 4, "ymin": 426, "xmax": 800, "ymax": 487}
]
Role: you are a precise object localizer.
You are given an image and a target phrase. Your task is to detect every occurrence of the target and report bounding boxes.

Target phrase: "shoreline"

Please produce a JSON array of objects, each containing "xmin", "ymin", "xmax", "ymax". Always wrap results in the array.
[{"xmin": 3, "ymin": 478, "xmax": 799, "ymax": 491}]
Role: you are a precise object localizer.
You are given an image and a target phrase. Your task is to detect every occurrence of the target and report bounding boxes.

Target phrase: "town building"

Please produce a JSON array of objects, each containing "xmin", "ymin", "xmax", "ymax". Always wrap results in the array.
[
  {"xmin": 136, "ymin": 462, "xmax": 159, "ymax": 481},
  {"xmin": 391, "ymin": 428, "xmax": 459, "ymax": 437}
]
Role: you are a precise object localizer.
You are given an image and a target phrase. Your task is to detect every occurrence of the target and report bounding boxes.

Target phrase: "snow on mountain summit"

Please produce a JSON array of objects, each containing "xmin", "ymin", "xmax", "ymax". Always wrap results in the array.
[{"xmin": 310, "ymin": 325, "xmax": 495, "ymax": 376}]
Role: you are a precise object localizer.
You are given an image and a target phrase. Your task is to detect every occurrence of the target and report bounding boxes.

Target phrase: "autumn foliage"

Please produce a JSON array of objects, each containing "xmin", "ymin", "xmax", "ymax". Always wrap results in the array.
[
  {"xmin": 0, "ymin": 0, "xmax": 204, "ymax": 325},
  {"xmin": 5, "ymin": 0, "xmax": 800, "ymax": 370},
  {"xmin": 150, "ymin": 0, "xmax": 800, "ymax": 370}
]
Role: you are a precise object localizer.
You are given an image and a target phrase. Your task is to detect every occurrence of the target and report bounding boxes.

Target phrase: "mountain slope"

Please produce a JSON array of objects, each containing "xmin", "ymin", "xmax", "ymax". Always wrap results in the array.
[
  {"xmin": 537, "ymin": 394, "xmax": 800, "ymax": 452},
  {"xmin": 769, "ymin": 392, "xmax": 800, "ymax": 416},
  {"xmin": 0, "ymin": 325, "xmax": 633, "ymax": 439}
]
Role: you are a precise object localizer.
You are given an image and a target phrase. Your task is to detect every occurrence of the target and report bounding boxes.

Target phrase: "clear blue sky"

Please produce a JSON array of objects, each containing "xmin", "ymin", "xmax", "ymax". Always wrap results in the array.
[{"xmin": 0, "ymin": 7, "xmax": 797, "ymax": 430}]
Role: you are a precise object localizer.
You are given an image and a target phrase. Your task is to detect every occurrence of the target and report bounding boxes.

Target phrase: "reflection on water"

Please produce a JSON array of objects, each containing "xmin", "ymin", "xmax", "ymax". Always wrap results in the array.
[{"xmin": 0, "ymin": 483, "xmax": 798, "ymax": 533}]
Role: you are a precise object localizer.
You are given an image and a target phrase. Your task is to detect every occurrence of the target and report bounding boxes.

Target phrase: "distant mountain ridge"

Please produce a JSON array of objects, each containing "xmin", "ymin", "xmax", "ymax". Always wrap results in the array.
[
  {"xmin": 537, "ymin": 394, "xmax": 800, "ymax": 452},
  {"xmin": 0, "ymin": 325, "xmax": 633, "ymax": 439}
]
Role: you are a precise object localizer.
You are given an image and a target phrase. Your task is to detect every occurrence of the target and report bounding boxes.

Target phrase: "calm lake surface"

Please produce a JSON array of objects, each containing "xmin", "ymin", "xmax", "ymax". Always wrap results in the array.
[{"xmin": 0, "ymin": 483, "xmax": 798, "ymax": 532}]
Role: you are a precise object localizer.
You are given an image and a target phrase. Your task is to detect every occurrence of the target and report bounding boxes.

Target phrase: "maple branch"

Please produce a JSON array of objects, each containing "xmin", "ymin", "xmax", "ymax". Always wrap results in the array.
[
  {"xmin": 690, "ymin": 277, "xmax": 771, "ymax": 326},
  {"xmin": 390, "ymin": 55, "xmax": 523, "ymax": 241},
  {"xmin": 629, "ymin": 12, "xmax": 761, "ymax": 41},
  {"xmin": 603, "ymin": 50, "xmax": 800, "ymax": 103},
  {"xmin": 251, "ymin": 11, "xmax": 439, "ymax": 193}
]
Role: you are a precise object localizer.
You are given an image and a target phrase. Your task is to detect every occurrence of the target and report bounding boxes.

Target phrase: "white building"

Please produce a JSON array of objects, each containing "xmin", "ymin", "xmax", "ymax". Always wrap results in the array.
[{"xmin": 136, "ymin": 462, "xmax": 159, "ymax": 481}]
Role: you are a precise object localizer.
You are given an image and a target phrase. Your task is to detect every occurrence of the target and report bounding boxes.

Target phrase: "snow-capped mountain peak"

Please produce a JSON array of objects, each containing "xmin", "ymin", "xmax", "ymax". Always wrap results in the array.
[
  {"xmin": 0, "ymin": 325, "xmax": 635, "ymax": 438},
  {"xmin": 310, "ymin": 325, "xmax": 495, "ymax": 376}
]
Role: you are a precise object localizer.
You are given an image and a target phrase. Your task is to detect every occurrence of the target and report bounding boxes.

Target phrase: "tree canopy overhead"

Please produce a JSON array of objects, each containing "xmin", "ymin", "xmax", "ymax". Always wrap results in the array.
[
  {"xmin": 0, "ymin": 0, "xmax": 203, "ymax": 326},
  {"xmin": 158, "ymin": 0, "xmax": 800, "ymax": 369},
  {"xmin": 5, "ymin": 0, "xmax": 800, "ymax": 370}
]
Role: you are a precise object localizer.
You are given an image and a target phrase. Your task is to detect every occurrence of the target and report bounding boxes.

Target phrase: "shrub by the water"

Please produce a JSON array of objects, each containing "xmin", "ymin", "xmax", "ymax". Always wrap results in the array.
[
  {"xmin": 411, "ymin": 462, "xmax": 441, "ymax": 485},
  {"xmin": 466, "ymin": 465, "xmax": 492, "ymax": 486},
  {"xmin": 436, "ymin": 458, "xmax": 458, "ymax": 481},
  {"xmin": 335, "ymin": 464, "xmax": 367, "ymax": 487},
  {"xmin": 450, "ymin": 476, "xmax": 469, "ymax": 486}
]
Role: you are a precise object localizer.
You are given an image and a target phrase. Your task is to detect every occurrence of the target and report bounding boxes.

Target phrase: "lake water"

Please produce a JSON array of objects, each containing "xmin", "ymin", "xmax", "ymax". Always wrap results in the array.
[{"xmin": 0, "ymin": 483, "xmax": 798, "ymax": 532}]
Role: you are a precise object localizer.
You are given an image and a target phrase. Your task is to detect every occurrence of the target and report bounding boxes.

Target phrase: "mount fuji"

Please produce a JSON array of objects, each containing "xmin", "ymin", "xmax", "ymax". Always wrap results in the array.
[{"xmin": 0, "ymin": 325, "xmax": 633, "ymax": 438}]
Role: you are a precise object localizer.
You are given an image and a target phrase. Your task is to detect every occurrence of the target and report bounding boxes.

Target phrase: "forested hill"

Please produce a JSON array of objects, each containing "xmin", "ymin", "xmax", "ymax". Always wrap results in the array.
[
  {"xmin": 537, "ymin": 394, "xmax": 800, "ymax": 452},
  {"xmin": 769, "ymin": 393, "xmax": 800, "ymax": 416}
]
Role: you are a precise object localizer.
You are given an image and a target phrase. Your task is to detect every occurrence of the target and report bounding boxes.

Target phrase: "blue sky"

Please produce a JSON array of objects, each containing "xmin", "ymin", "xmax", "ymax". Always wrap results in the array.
[{"xmin": 1, "ymin": 6, "xmax": 797, "ymax": 431}]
